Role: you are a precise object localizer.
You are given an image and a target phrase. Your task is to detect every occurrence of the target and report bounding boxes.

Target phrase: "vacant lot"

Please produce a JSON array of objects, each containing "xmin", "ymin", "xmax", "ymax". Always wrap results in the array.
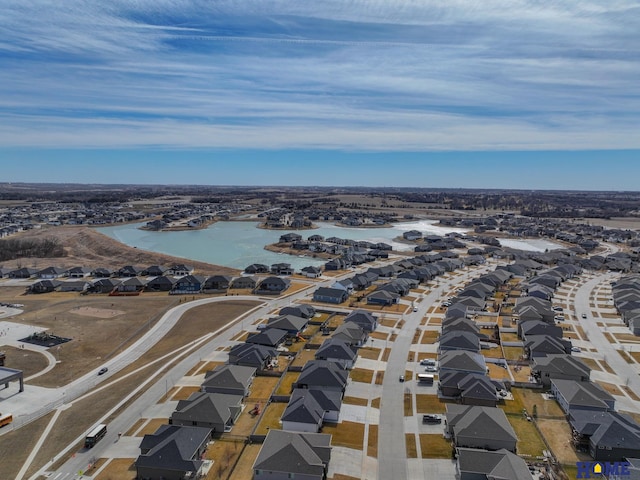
[
  {"xmin": 321, "ymin": 421, "xmax": 364, "ymax": 450},
  {"xmin": 419, "ymin": 434, "xmax": 452, "ymax": 459},
  {"xmin": 537, "ymin": 419, "xmax": 590, "ymax": 465},
  {"xmin": 350, "ymin": 368, "xmax": 374, "ymax": 384},
  {"xmin": 415, "ymin": 394, "xmax": 447, "ymax": 413}
]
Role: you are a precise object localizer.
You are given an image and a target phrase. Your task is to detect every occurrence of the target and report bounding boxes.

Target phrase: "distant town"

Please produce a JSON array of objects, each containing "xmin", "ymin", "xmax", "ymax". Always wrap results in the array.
[{"xmin": 1, "ymin": 184, "xmax": 640, "ymax": 480}]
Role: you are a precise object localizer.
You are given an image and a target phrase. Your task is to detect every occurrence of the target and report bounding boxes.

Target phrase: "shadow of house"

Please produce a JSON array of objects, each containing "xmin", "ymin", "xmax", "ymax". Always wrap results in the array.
[
  {"xmin": 136, "ymin": 425, "xmax": 211, "ymax": 480},
  {"xmin": 170, "ymin": 392, "xmax": 243, "ymax": 435}
]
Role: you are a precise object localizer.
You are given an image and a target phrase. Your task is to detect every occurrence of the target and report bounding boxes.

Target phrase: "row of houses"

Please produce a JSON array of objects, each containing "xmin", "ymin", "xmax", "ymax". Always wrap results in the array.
[
  {"xmin": 1, "ymin": 264, "xmax": 195, "ymax": 279},
  {"xmin": 28, "ymin": 273, "xmax": 292, "ymax": 296},
  {"xmin": 613, "ymin": 274, "xmax": 640, "ymax": 335}
]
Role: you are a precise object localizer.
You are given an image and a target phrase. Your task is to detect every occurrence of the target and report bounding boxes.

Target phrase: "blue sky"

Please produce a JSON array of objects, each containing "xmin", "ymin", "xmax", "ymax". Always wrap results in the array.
[{"xmin": 1, "ymin": 1, "xmax": 639, "ymax": 189}]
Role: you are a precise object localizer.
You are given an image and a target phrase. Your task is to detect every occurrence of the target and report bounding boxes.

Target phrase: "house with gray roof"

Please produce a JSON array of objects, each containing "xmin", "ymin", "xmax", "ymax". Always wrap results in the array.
[
  {"xmin": 313, "ymin": 287, "xmax": 348, "ymax": 304},
  {"xmin": 89, "ymin": 277, "xmax": 120, "ymax": 293},
  {"xmin": 266, "ymin": 315, "xmax": 308, "ymax": 335},
  {"xmin": 569, "ymin": 410, "xmax": 640, "ymax": 462},
  {"xmin": 279, "ymin": 305, "xmax": 316, "ymax": 319},
  {"xmin": 550, "ymin": 379, "xmax": 615, "ymax": 415},
  {"xmin": 170, "ymin": 392, "xmax": 243, "ymax": 434},
  {"xmin": 228, "ymin": 343, "xmax": 278, "ymax": 370},
  {"xmin": 201, "ymin": 365, "xmax": 256, "ymax": 397},
  {"xmin": 36, "ymin": 266, "xmax": 66, "ymax": 279},
  {"xmin": 446, "ymin": 405, "xmax": 518, "ymax": 452},
  {"xmin": 438, "ymin": 350, "xmax": 487, "ymax": 376},
  {"xmin": 295, "ymin": 360, "xmax": 348, "ymax": 393},
  {"xmin": 29, "ymin": 279, "xmax": 62, "ymax": 294},
  {"xmin": 438, "ymin": 330, "xmax": 480, "ymax": 353},
  {"xmin": 253, "ymin": 429, "xmax": 332, "ymax": 480},
  {"xmin": 331, "ymin": 322, "xmax": 367, "ymax": 347},
  {"xmin": 202, "ymin": 275, "xmax": 232, "ymax": 292},
  {"xmin": 230, "ymin": 276, "xmax": 257, "ymax": 289},
  {"xmin": 281, "ymin": 389, "xmax": 325, "ymax": 433},
  {"xmin": 438, "ymin": 371, "xmax": 502, "ymax": 407},
  {"xmin": 455, "ymin": 447, "xmax": 533, "ymax": 480},
  {"xmin": 136, "ymin": 424, "xmax": 211, "ymax": 480},
  {"xmin": 246, "ymin": 328, "xmax": 289, "ymax": 348},
  {"xmin": 525, "ymin": 335, "xmax": 572, "ymax": 358},
  {"xmin": 145, "ymin": 275, "xmax": 177, "ymax": 292},
  {"xmin": 344, "ymin": 310, "xmax": 377, "ymax": 332},
  {"xmin": 315, "ymin": 338, "xmax": 358, "ymax": 370},
  {"xmin": 532, "ymin": 354, "xmax": 591, "ymax": 387},
  {"xmin": 256, "ymin": 276, "xmax": 291, "ymax": 294},
  {"xmin": 518, "ymin": 319, "xmax": 563, "ymax": 340},
  {"xmin": 366, "ymin": 289, "xmax": 400, "ymax": 305}
]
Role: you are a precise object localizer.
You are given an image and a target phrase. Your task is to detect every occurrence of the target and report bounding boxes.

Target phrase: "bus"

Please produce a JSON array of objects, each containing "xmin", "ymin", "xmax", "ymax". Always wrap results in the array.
[
  {"xmin": 0, "ymin": 413, "xmax": 13, "ymax": 428},
  {"xmin": 417, "ymin": 374, "xmax": 434, "ymax": 385},
  {"xmin": 84, "ymin": 424, "xmax": 107, "ymax": 448}
]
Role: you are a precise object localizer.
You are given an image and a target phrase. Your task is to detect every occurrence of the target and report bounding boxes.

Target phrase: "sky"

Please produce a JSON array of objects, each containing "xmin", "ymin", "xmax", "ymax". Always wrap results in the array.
[{"xmin": 1, "ymin": 1, "xmax": 639, "ymax": 189}]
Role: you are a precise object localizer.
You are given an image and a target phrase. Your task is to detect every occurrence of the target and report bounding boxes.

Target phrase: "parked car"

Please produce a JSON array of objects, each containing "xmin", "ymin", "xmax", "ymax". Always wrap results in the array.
[
  {"xmin": 420, "ymin": 359, "xmax": 436, "ymax": 366},
  {"xmin": 422, "ymin": 414, "xmax": 442, "ymax": 424},
  {"xmin": 98, "ymin": 367, "xmax": 108, "ymax": 376},
  {"xmin": 571, "ymin": 346, "xmax": 581, "ymax": 352},
  {"xmin": 552, "ymin": 306, "xmax": 563, "ymax": 312},
  {"xmin": 425, "ymin": 366, "xmax": 438, "ymax": 373}
]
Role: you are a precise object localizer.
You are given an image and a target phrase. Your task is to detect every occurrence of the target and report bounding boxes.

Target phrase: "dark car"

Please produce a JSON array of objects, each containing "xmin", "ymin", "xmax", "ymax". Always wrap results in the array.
[
  {"xmin": 399, "ymin": 375, "xmax": 405, "ymax": 382},
  {"xmin": 98, "ymin": 367, "xmax": 108, "ymax": 376},
  {"xmin": 422, "ymin": 414, "xmax": 442, "ymax": 424}
]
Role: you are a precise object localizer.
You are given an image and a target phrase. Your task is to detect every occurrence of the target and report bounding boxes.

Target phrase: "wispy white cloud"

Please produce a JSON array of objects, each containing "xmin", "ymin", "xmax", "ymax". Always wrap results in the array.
[{"xmin": 1, "ymin": 1, "xmax": 639, "ymax": 150}]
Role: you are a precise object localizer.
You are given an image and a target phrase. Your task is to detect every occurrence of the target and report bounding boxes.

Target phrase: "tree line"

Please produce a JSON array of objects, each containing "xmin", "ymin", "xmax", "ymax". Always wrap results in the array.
[{"xmin": 0, "ymin": 237, "xmax": 65, "ymax": 262}]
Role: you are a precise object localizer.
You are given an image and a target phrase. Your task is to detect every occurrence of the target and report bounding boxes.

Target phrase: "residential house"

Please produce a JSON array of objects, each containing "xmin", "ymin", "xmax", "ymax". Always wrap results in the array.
[
  {"xmin": 446, "ymin": 405, "xmax": 518, "ymax": 452},
  {"xmin": 117, "ymin": 265, "xmax": 142, "ymax": 277},
  {"xmin": 246, "ymin": 328, "xmax": 289, "ymax": 348},
  {"xmin": 438, "ymin": 331, "xmax": 480, "ymax": 353},
  {"xmin": 170, "ymin": 392, "xmax": 243, "ymax": 434},
  {"xmin": 91, "ymin": 267, "xmax": 114, "ymax": 278},
  {"xmin": 569, "ymin": 410, "xmax": 640, "ymax": 462},
  {"xmin": 136, "ymin": 424, "xmax": 211, "ymax": 480},
  {"xmin": 202, "ymin": 275, "xmax": 232, "ymax": 292},
  {"xmin": 228, "ymin": 343, "xmax": 278, "ymax": 370},
  {"xmin": 270, "ymin": 263, "xmax": 294, "ymax": 276},
  {"xmin": 256, "ymin": 277, "xmax": 291, "ymax": 294},
  {"xmin": 58, "ymin": 280, "xmax": 90, "ymax": 292},
  {"xmin": 301, "ymin": 266, "xmax": 322, "ymax": 278},
  {"xmin": 344, "ymin": 310, "xmax": 377, "ymax": 333},
  {"xmin": 9, "ymin": 267, "xmax": 37, "ymax": 279},
  {"xmin": 455, "ymin": 447, "xmax": 533, "ymax": 480},
  {"xmin": 141, "ymin": 265, "xmax": 167, "ymax": 276},
  {"xmin": 438, "ymin": 350, "xmax": 487, "ymax": 376},
  {"xmin": 281, "ymin": 390, "xmax": 325, "ymax": 433},
  {"xmin": 331, "ymin": 322, "xmax": 367, "ymax": 347},
  {"xmin": 314, "ymin": 338, "xmax": 358, "ymax": 370},
  {"xmin": 518, "ymin": 320, "xmax": 563, "ymax": 340},
  {"xmin": 366, "ymin": 289, "xmax": 400, "ymax": 306},
  {"xmin": 201, "ymin": 365, "xmax": 256, "ymax": 397},
  {"xmin": 115, "ymin": 277, "xmax": 145, "ymax": 293},
  {"xmin": 266, "ymin": 315, "xmax": 308, "ymax": 335},
  {"xmin": 531, "ymin": 354, "xmax": 591, "ymax": 387},
  {"xmin": 89, "ymin": 278, "xmax": 120, "ymax": 293},
  {"xmin": 66, "ymin": 266, "xmax": 92, "ymax": 278},
  {"xmin": 230, "ymin": 276, "xmax": 257, "ymax": 290},
  {"xmin": 244, "ymin": 264, "xmax": 269, "ymax": 275},
  {"xmin": 36, "ymin": 266, "xmax": 66, "ymax": 279},
  {"xmin": 171, "ymin": 275, "xmax": 205, "ymax": 294},
  {"xmin": 550, "ymin": 379, "xmax": 615, "ymax": 415},
  {"xmin": 167, "ymin": 264, "xmax": 194, "ymax": 276},
  {"xmin": 145, "ymin": 275, "xmax": 177, "ymax": 292},
  {"xmin": 29, "ymin": 279, "xmax": 61, "ymax": 294},
  {"xmin": 313, "ymin": 287, "xmax": 348, "ymax": 304},
  {"xmin": 295, "ymin": 360, "xmax": 348, "ymax": 393},
  {"xmin": 438, "ymin": 372, "xmax": 502, "ymax": 407},
  {"xmin": 252, "ymin": 429, "xmax": 332, "ymax": 480},
  {"xmin": 525, "ymin": 335, "xmax": 572, "ymax": 358},
  {"xmin": 279, "ymin": 305, "xmax": 316, "ymax": 319}
]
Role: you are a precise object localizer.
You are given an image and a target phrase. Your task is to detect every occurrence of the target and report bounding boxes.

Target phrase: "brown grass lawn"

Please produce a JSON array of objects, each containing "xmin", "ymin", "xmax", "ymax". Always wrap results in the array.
[
  {"xmin": 229, "ymin": 404, "xmax": 260, "ymax": 437},
  {"xmin": 0, "ymin": 411, "xmax": 55, "ymax": 480},
  {"xmin": 427, "ymin": 317, "xmax": 442, "ymax": 325},
  {"xmin": 511, "ymin": 365, "xmax": 531, "ymax": 383},
  {"xmin": 604, "ymin": 332, "xmax": 617, "ymax": 343},
  {"xmin": 420, "ymin": 330, "xmax": 439, "ymax": 344},
  {"xmin": 516, "ymin": 388, "xmax": 564, "ymax": 418},
  {"xmin": 415, "ymin": 394, "xmax": 447, "ymax": 413},
  {"xmin": 125, "ymin": 418, "xmax": 145, "ymax": 436},
  {"xmin": 503, "ymin": 346, "xmax": 524, "ymax": 361},
  {"xmin": 375, "ymin": 371, "xmax": 384, "ymax": 385},
  {"xmin": 419, "ymin": 434, "xmax": 452, "ymax": 459},
  {"xmin": 481, "ymin": 346, "xmax": 504, "ymax": 358},
  {"xmin": 329, "ymin": 475, "xmax": 360, "ymax": 480},
  {"xmin": 537, "ymin": 419, "xmax": 590, "ymax": 465},
  {"xmin": 623, "ymin": 386, "xmax": 640, "ymax": 401},
  {"xmin": 95, "ymin": 458, "xmax": 136, "ymax": 480},
  {"xmin": 370, "ymin": 331, "xmax": 389, "ymax": 340},
  {"xmin": 380, "ymin": 319, "xmax": 397, "ymax": 328},
  {"xmin": 502, "ymin": 389, "xmax": 527, "ymax": 415},
  {"xmin": 579, "ymin": 357, "xmax": 602, "ymax": 371},
  {"xmin": 290, "ymin": 348, "xmax": 316, "ymax": 367},
  {"xmin": 367, "ymin": 424, "xmax": 378, "ymax": 457},
  {"xmin": 274, "ymin": 372, "xmax": 299, "ymax": 396},
  {"xmin": 619, "ymin": 350, "xmax": 635, "ymax": 364},
  {"xmin": 343, "ymin": 396, "xmax": 369, "ymax": 406},
  {"xmin": 404, "ymin": 393, "xmax": 413, "ymax": 416},
  {"xmin": 254, "ymin": 402, "xmax": 287, "ymax": 435},
  {"xmin": 597, "ymin": 381, "xmax": 623, "ymax": 396},
  {"xmin": 247, "ymin": 376, "xmax": 280, "ymax": 402},
  {"xmin": 203, "ymin": 439, "xmax": 244, "ymax": 480},
  {"xmin": 222, "ymin": 443, "xmax": 262, "ymax": 480},
  {"xmin": 631, "ymin": 352, "xmax": 640, "ymax": 363},
  {"xmin": 487, "ymin": 363, "xmax": 510, "ymax": 380},
  {"xmin": 321, "ymin": 421, "xmax": 364, "ymax": 450},
  {"xmin": 136, "ymin": 418, "xmax": 168, "ymax": 436},
  {"xmin": 406, "ymin": 433, "xmax": 418, "ymax": 458},
  {"xmin": 170, "ymin": 386, "xmax": 201, "ymax": 401},
  {"xmin": 371, "ymin": 397, "xmax": 381, "ymax": 409},
  {"xmin": 358, "ymin": 347, "xmax": 381, "ymax": 360},
  {"xmin": 508, "ymin": 416, "xmax": 547, "ymax": 457},
  {"xmin": 500, "ymin": 332, "xmax": 520, "ymax": 342},
  {"xmin": 601, "ymin": 361, "xmax": 616, "ymax": 374},
  {"xmin": 350, "ymin": 368, "xmax": 374, "ymax": 384},
  {"xmin": 614, "ymin": 333, "xmax": 640, "ymax": 342},
  {"xmin": 382, "ymin": 347, "xmax": 391, "ymax": 362}
]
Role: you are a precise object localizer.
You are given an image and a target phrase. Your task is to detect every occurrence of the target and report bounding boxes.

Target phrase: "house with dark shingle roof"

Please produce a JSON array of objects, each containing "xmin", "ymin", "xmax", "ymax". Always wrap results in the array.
[
  {"xmin": 551, "ymin": 379, "xmax": 615, "ymax": 415},
  {"xmin": 455, "ymin": 447, "xmax": 533, "ymax": 480},
  {"xmin": 532, "ymin": 354, "xmax": 591, "ymax": 387},
  {"xmin": 170, "ymin": 392, "xmax": 242, "ymax": 434},
  {"xmin": 313, "ymin": 287, "xmax": 348, "ymax": 304},
  {"xmin": 438, "ymin": 350, "xmax": 487, "ymax": 376},
  {"xmin": 246, "ymin": 328, "xmax": 288, "ymax": 348},
  {"xmin": 228, "ymin": 343, "xmax": 278, "ymax": 370},
  {"xmin": 29, "ymin": 279, "xmax": 62, "ymax": 294},
  {"xmin": 315, "ymin": 338, "xmax": 358, "ymax": 370},
  {"xmin": 279, "ymin": 305, "xmax": 316, "ymax": 319},
  {"xmin": 438, "ymin": 371, "xmax": 502, "ymax": 407},
  {"xmin": 266, "ymin": 314, "xmax": 308, "ymax": 335},
  {"xmin": 295, "ymin": 360, "xmax": 348, "ymax": 393},
  {"xmin": 202, "ymin": 275, "xmax": 232, "ymax": 292},
  {"xmin": 253, "ymin": 429, "xmax": 332, "ymax": 480},
  {"xmin": 135, "ymin": 424, "xmax": 211, "ymax": 480},
  {"xmin": 331, "ymin": 322, "xmax": 367, "ymax": 347},
  {"xmin": 569, "ymin": 410, "xmax": 640, "ymax": 462},
  {"xmin": 145, "ymin": 275, "xmax": 177, "ymax": 292},
  {"xmin": 438, "ymin": 330, "xmax": 480, "ymax": 353},
  {"xmin": 525, "ymin": 335, "xmax": 572, "ymax": 358},
  {"xmin": 446, "ymin": 405, "xmax": 518, "ymax": 452},
  {"xmin": 281, "ymin": 389, "xmax": 325, "ymax": 433},
  {"xmin": 36, "ymin": 266, "xmax": 66, "ymax": 279},
  {"xmin": 201, "ymin": 365, "xmax": 256, "ymax": 397},
  {"xmin": 344, "ymin": 310, "xmax": 377, "ymax": 332},
  {"xmin": 256, "ymin": 276, "xmax": 291, "ymax": 294}
]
